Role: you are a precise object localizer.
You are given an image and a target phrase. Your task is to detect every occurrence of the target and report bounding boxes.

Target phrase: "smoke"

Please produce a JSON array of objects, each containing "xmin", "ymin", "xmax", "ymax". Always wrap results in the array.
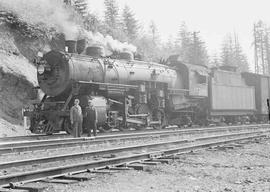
[
  {"xmin": 0, "ymin": 0, "xmax": 137, "ymax": 53},
  {"xmin": 0, "ymin": 0, "xmax": 80, "ymax": 39},
  {"xmin": 83, "ymin": 31, "xmax": 137, "ymax": 53}
]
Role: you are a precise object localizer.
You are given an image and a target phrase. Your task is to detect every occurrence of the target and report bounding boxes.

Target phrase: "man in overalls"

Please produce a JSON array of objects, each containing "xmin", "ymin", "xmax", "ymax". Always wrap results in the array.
[
  {"xmin": 85, "ymin": 100, "xmax": 97, "ymax": 137},
  {"xmin": 70, "ymin": 99, "xmax": 83, "ymax": 137}
]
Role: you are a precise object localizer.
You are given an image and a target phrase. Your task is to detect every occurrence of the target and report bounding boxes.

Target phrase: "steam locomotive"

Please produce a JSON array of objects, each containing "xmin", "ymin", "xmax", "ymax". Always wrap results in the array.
[{"xmin": 24, "ymin": 40, "xmax": 270, "ymax": 134}]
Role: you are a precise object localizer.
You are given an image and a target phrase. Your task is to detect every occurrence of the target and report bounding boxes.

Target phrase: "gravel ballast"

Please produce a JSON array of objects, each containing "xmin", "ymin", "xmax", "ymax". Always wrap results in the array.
[{"xmin": 19, "ymin": 137, "xmax": 270, "ymax": 192}]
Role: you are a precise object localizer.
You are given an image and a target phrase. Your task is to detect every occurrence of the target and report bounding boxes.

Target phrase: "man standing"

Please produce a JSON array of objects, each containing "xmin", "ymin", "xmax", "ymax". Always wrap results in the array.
[
  {"xmin": 70, "ymin": 99, "xmax": 83, "ymax": 137},
  {"xmin": 85, "ymin": 100, "xmax": 97, "ymax": 137}
]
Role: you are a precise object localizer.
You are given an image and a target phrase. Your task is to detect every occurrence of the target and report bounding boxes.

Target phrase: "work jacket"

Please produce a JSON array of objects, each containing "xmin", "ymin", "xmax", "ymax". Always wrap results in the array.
[
  {"xmin": 70, "ymin": 105, "xmax": 83, "ymax": 122},
  {"xmin": 84, "ymin": 106, "xmax": 97, "ymax": 124}
]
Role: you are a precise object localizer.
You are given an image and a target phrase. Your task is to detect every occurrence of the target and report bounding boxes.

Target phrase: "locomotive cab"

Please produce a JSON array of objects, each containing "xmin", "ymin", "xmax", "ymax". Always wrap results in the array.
[
  {"xmin": 164, "ymin": 55, "xmax": 209, "ymax": 126},
  {"xmin": 167, "ymin": 55, "xmax": 208, "ymax": 98}
]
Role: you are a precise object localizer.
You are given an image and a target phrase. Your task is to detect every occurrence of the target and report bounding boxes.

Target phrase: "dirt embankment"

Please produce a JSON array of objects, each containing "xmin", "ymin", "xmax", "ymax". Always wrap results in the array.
[{"xmin": 0, "ymin": 24, "xmax": 41, "ymax": 136}]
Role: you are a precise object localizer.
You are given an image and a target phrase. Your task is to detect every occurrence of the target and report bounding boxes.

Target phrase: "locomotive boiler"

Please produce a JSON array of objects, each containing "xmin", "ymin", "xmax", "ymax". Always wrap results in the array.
[{"xmin": 25, "ymin": 40, "xmax": 183, "ymax": 134}]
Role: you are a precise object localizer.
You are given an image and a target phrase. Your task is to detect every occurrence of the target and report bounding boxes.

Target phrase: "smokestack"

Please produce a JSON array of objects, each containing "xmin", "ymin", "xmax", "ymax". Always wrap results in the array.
[
  {"xmin": 65, "ymin": 40, "xmax": 77, "ymax": 53},
  {"xmin": 77, "ymin": 39, "xmax": 86, "ymax": 54}
]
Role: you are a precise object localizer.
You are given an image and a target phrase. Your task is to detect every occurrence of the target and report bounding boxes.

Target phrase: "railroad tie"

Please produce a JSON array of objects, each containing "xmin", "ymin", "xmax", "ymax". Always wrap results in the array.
[
  {"xmin": 59, "ymin": 175, "xmax": 94, "ymax": 181},
  {"xmin": 149, "ymin": 159, "xmax": 173, "ymax": 164},
  {"xmin": 127, "ymin": 163, "xmax": 151, "ymax": 171},
  {"xmin": 0, "ymin": 188, "xmax": 28, "ymax": 192},
  {"xmin": 90, "ymin": 169, "xmax": 119, "ymax": 174},
  {"xmin": 108, "ymin": 166, "xmax": 134, "ymax": 171},
  {"xmin": 41, "ymin": 178, "xmax": 78, "ymax": 184},
  {"xmin": 140, "ymin": 161, "xmax": 161, "ymax": 166},
  {"xmin": 6, "ymin": 185, "xmax": 46, "ymax": 192}
]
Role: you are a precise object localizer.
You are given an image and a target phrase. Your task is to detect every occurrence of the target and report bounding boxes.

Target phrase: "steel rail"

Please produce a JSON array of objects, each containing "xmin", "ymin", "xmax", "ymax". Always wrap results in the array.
[
  {"xmin": 0, "ymin": 132, "xmax": 268, "ymax": 187},
  {"xmin": 1, "ymin": 124, "xmax": 268, "ymax": 143},
  {"xmin": 0, "ymin": 130, "xmax": 268, "ymax": 170},
  {"xmin": 0, "ymin": 124, "xmax": 268, "ymax": 154},
  {"xmin": 0, "ymin": 133, "xmax": 69, "ymax": 142},
  {"xmin": 1, "ymin": 124, "xmax": 268, "ymax": 148}
]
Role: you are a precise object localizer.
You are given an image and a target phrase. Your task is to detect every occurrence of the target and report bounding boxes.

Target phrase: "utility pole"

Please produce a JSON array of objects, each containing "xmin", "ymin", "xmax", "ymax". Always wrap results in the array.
[
  {"xmin": 193, "ymin": 31, "xmax": 200, "ymax": 65},
  {"xmin": 254, "ymin": 24, "xmax": 259, "ymax": 73},
  {"xmin": 265, "ymin": 33, "xmax": 270, "ymax": 74},
  {"xmin": 260, "ymin": 30, "xmax": 266, "ymax": 74}
]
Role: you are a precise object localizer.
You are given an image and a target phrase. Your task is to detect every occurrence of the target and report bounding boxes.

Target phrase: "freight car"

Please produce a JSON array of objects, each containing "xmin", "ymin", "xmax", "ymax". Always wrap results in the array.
[
  {"xmin": 23, "ymin": 40, "xmax": 269, "ymax": 134},
  {"xmin": 242, "ymin": 72, "xmax": 270, "ymax": 121}
]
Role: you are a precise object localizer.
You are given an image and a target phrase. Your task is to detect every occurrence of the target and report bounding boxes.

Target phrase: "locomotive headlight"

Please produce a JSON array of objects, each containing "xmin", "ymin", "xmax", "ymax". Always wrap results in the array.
[
  {"xmin": 37, "ymin": 51, "xmax": 43, "ymax": 58},
  {"xmin": 37, "ymin": 65, "xmax": 45, "ymax": 75}
]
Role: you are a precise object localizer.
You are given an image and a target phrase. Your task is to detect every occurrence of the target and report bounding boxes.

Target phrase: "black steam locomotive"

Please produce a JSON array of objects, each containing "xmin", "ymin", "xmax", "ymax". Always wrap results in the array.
[{"xmin": 24, "ymin": 40, "xmax": 270, "ymax": 134}]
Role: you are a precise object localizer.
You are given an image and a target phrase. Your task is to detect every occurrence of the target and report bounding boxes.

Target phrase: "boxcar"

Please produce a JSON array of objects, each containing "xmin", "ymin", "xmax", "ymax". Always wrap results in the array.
[{"xmin": 242, "ymin": 72, "xmax": 270, "ymax": 120}]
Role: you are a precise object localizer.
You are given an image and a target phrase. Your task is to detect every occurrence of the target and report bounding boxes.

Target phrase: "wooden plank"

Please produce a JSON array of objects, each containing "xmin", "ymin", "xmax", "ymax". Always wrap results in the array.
[
  {"xmin": 59, "ymin": 175, "xmax": 94, "ymax": 181},
  {"xmin": 109, "ymin": 167, "xmax": 134, "ymax": 171},
  {"xmin": 160, "ymin": 156, "xmax": 182, "ymax": 160},
  {"xmin": 90, "ymin": 169, "xmax": 118, "ymax": 174},
  {"xmin": 11, "ymin": 185, "xmax": 46, "ymax": 192},
  {"xmin": 140, "ymin": 161, "xmax": 161, "ymax": 166},
  {"xmin": 41, "ymin": 179, "xmax": 78, "ymax": 184},
  {"xmin": 150, "ymin": 159, "xmax": 173, "ymax": 164},
  {"xmin": 127, "ymin": 164, "xmax": 151, "ymax": 171},
  {"xmin": 0, "ymin": 188, "xmax": 28, "ymax": 192}
]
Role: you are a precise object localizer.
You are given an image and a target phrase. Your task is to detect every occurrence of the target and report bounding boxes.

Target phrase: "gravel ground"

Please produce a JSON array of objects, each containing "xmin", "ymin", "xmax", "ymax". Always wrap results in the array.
[
  {"xmin": 19, "ymin": 137, "xmax": 270, "ymax": 192},
  {"xmin": 0, "ymin": 128, "xmax": 265, "ymax": 163},
  {"xmin": 1, "ymin": 132, "xmax": 266, "ymax": 177}
]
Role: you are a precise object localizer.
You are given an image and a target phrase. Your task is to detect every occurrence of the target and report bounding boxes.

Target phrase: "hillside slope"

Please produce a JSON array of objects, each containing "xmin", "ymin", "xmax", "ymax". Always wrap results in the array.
[{"xmin": 0, "ymin": 24, "xmax": 38, "ymax": 137}]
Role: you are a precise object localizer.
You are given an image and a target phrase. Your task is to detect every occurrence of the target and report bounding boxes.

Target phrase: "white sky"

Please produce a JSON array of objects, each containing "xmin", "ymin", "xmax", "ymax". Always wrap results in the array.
[{"xmin": 87, "ymin": 0, "xmax": 270, "ymax": 69}]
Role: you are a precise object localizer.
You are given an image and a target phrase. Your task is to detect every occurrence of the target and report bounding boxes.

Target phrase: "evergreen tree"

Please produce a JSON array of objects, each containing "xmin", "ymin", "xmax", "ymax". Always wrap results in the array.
[
  {"xmin": 253, "ymin": 21, "xmax": 270, "ymax": 74},
  {"xmin": 122, "ymin": 5, "xmax": 139, "ymax": 42},
  {"xmin": 133, "ymin": 23, "xmax": 162, "ymax": 62},
  {"xmin": 209, "ymin": 53, "xmax": 220, "ymax": 68},
  {"xmin": 221, "ymin": 33, "xmax": 249, "ymax": 72},
  {"xmin": 64, "ymin": 0, "xmax": 88, "ymax": 16},
  {"xmin": 221, "ymin": 35, "xmax": 234, "ymax": 67},
  {"xmin": 73, "ymin": 0, "xmax": 88, "ymax": 16},
  {"xmin": 83, "ymin": 13, "xmax": 102, "ymax": 33},
  {"xmin": 159, "ymin": 36, "xmax": 178, "ymax": 59},
  {"xmin": 104, "ymin": 0, "xmax": 120, "ymax": 37},
  {"xmin": 233, "ymin": 34, "xmax": 249, "ymax": 71},
  {"xmin": 176, "ymin": 22, "xmax": 191, "ymax": 62},
  {"xmin": 176, "ymin": 23, "xmax": 208, "ymax": 66},
  {"xmin": 189, "ymin": 31, "xmax": 208, "ymax": 65}
]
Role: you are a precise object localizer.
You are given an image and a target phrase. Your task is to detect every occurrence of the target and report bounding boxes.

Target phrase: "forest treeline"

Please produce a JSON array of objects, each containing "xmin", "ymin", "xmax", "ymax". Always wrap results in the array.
[{"xmin": 69, "ymin": 0, "xmax": 270, "ymax": 73}]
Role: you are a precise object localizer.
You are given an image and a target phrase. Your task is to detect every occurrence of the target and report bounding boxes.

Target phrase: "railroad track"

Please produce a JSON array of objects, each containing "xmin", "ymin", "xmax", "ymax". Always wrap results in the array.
[
  {"xmin": 0, "ymin": 126, "xmax": 178, "ymax": 142},
  {"xmin": 0, "ymin": 124, "xmax": 267, "ymax": 143},
  {"xmin": 0, "ymin": 124, "xmax": 269, "ymax": 154},
  {"xmin": 0, "ymin": 133, "xmax": 69, "ymax": 142},
  {"xmin": 0, "ymin": 128, "xmax": 269, "ymax": 188}
]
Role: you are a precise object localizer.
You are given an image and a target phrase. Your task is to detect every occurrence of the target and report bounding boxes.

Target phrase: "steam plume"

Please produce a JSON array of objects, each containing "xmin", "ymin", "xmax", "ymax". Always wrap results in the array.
[{"xmin": 0, "ymin": 0, "xmax": 137, "ymax": 53}]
